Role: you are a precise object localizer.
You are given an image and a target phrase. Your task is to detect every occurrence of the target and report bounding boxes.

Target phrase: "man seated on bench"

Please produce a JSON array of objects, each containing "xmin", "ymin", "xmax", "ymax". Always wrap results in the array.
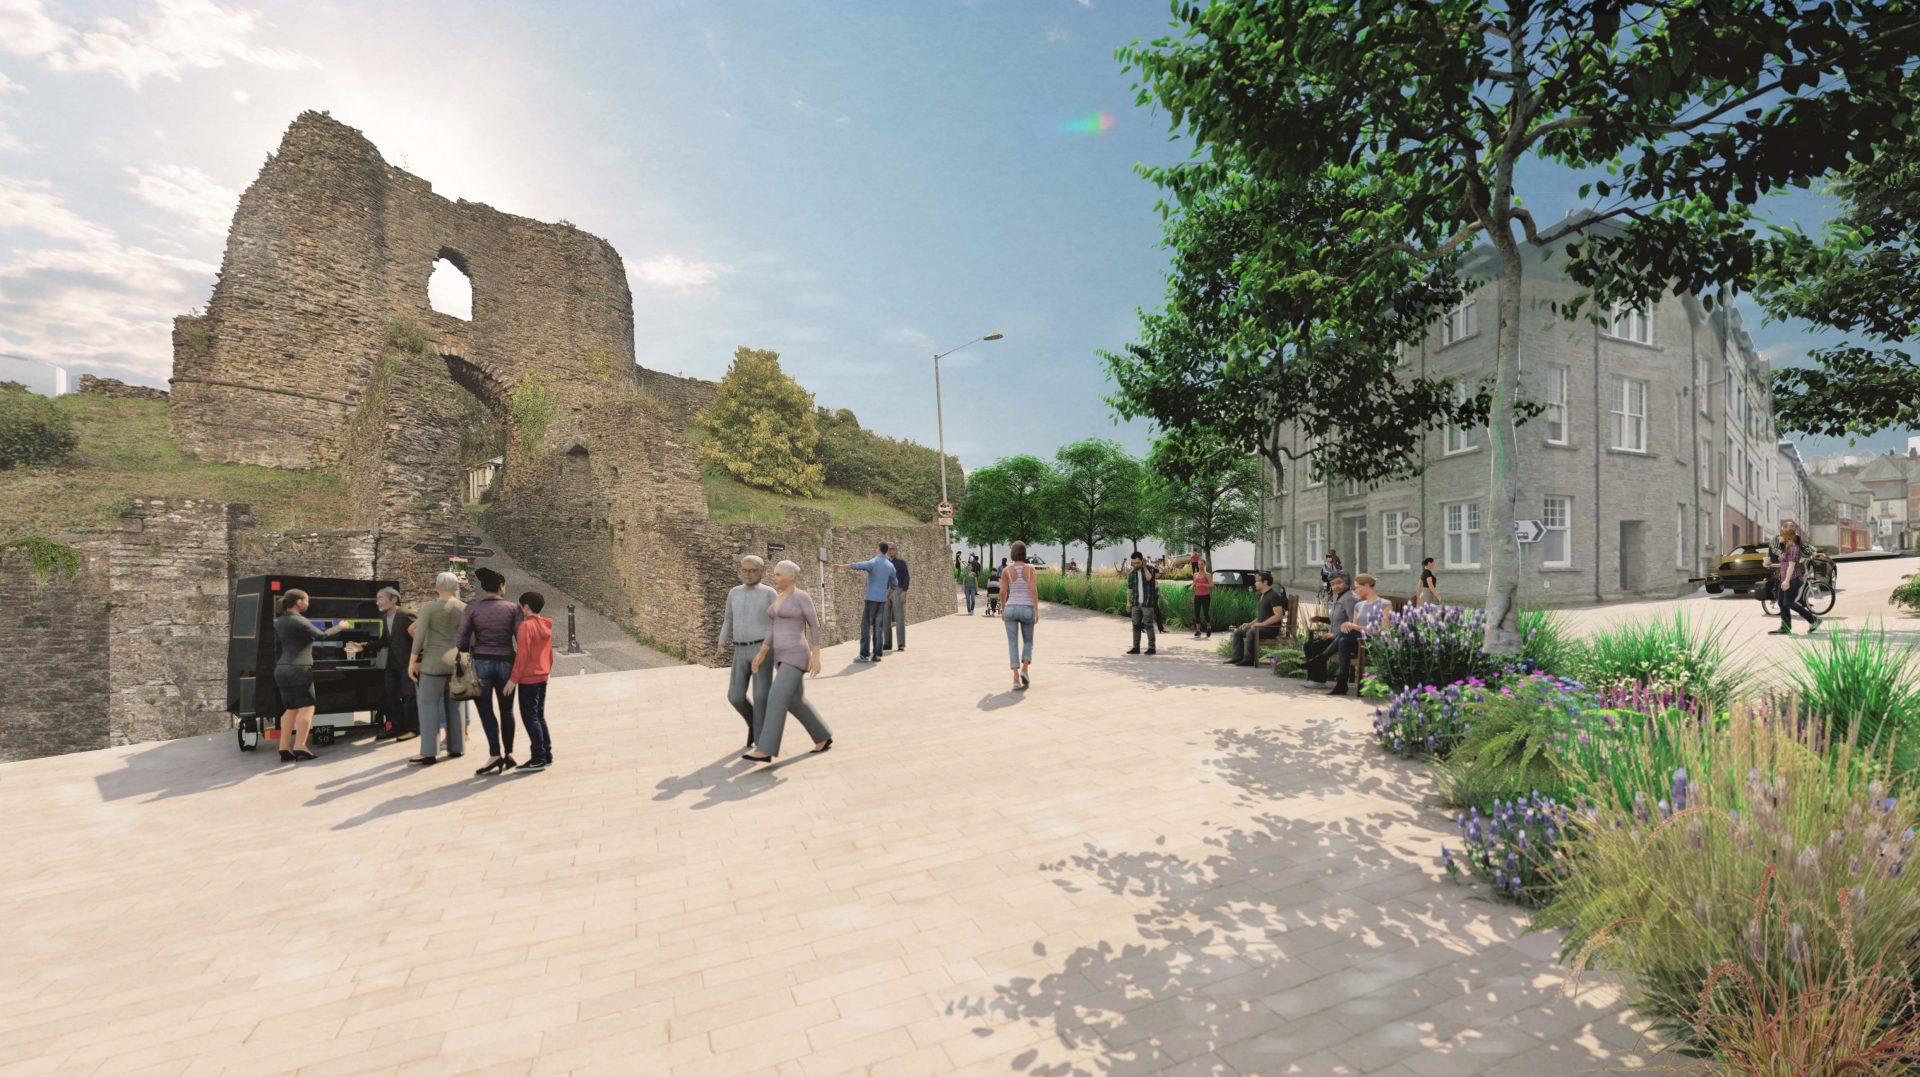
[
  {"xmin": 1223, "ymin": 571, "xmax": 1286, "ymax": 667},
  {"xmin": 1328, "ymin": 572, "xmax": 1393, "ymax": 696}
]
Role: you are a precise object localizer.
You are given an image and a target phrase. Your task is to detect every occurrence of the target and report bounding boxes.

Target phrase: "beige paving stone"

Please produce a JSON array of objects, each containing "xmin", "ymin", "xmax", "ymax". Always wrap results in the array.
[{"xmin": 1, "ymin": 602, "xmax": 1647, "ymax": 1075}]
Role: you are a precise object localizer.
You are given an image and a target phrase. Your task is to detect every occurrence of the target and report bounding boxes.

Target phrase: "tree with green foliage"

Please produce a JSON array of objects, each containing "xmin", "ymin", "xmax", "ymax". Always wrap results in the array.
[
  {"xmin": 1118, "ymin": 1, "xmax": 1920, "ymax": 652},
  {"xmin": 697, "ymin": 347, "xmax": 823, "ymax": 498},
  {"xmin": 0, "ymin": 381, "xmax": 78, "ymax": 469},
  {"xmin": 1049, "ymin": 439, "xmax": 1143, "ymax": 572},
  {"xmin": 813, "ymin": 406, "xmax": 963, "ymax": 517},
  {"xmin": 954, "ymin": 455, "xmax": 1052, "ymax": 563},
  {"xmin": 1761, "ymin": 128, "xmax": 1920, "ymax": 438},
  {"xmin": 1148, "ymin": 435, "xmax": 1261, "ymax": 564}
]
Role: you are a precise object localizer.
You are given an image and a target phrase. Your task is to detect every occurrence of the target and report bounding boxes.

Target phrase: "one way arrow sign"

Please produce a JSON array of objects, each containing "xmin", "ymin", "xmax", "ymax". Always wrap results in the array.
[{"xmin": 1513, "ymin": 519, "xmax": 1546, "ymax": 544}]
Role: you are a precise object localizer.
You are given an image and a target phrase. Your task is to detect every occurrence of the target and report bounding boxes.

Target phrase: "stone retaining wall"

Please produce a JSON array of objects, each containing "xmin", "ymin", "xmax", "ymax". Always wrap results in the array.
[
  {"xmin": 0, "ymin": 541, "xmax": 111, "ymax": 761},
  {"xmin": 76, "ymin": 375, "xmax": 168, "ymax": 401}
]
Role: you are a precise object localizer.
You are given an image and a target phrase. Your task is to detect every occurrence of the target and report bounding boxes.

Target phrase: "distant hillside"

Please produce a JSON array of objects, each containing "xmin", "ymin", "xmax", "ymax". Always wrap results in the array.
[{"xmin": 0, "ymin": 395, "xmax": 357, "ymax": 543}]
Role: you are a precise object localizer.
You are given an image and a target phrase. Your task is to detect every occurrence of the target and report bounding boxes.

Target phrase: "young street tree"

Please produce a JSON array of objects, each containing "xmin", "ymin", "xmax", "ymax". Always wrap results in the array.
[
  {"xmin": 1119, "ymin": 1, "xmax": 1920, "ymax": 652},
  {"xmin": 1761, "ymin": 128, "xmax": 1920, "ymax": 438},
  {"xmin": 1049, "ymin": 439, "xmax": 1143, "ymax": 573},
  {"xmin": 697, "ymin": 346, "xmax": 823, "ymax": 498},
  {"xmin": 1148, "ymin": 436, "xmax": 1261, "ymax": 564},
  {"xmin": 953, "ymin": 455, "xmax": 1054, "ymax": 565}
]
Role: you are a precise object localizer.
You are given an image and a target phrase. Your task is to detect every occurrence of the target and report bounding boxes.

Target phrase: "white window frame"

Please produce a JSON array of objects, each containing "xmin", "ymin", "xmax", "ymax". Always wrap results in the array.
[
  {"xmin": 1698, "ymin": 433, "xmax": 1713, "ymax": 491},
  {"xmin": 1542, "ymin": 496, "xmax": 1572, "ymax": 568},
  {"xmin": 1606, "ymin": 301, "xmax": 1653, "ymax": 345},
  {"xmin": 1440, "ymin": 298, "xmax": 1478, "ymax": 346},
  {"xmin": 1382, "ymin": 510, "xmax": 1409, "ymax": 570},
  {"xmin": 1677, "ymin": 504, "xmax": 1688, "ymax": 569},
  {"xmin": 1342, "ymin": 478, "xmax": 1363, "ymax": 497},
  {"xmin": 1695, "ymin": 352, "xmax": 1710, "ymax": 414},
  {"xmin": 1444, "ymin": 381, "xmax": 1479, "ymax": 456},
  {"xmin": 1609, "ymin": 375, "xmax": 1648, "ymax": 453},
  {"xmin": 1443, "ymin": 500, "xmax": 1482, "ymax": 570},
  {"xmin": 1543, "ymin": 364, "xmax": 1570, "ymax": 445},
  {"xmin": 1305, "ymin": 521, "xmax": 1325, "ymax": 568},
  {"xmin": 1273, "ymin": 527, "xmax": 1289, "ymax": 567}
]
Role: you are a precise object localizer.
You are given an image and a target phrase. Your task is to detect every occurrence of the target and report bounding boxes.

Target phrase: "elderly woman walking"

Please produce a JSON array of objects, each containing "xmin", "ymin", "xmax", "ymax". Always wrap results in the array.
[
  {"xmin": 271, "ymin": 588, "xmax": 356, "ymax": 762},
  {"xmin": 742, "ymin": 560, "xmax": 831, "ymax": 763},
  {"xmin": 407, "ymin": 572, "xmax": 468, "ymax": 766}
]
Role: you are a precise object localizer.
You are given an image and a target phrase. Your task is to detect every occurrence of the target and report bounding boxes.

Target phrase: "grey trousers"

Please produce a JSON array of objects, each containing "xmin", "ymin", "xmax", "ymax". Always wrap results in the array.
[
  {"xmin": 416, "ymin": 673, "xmax": 466, "ymax": 757},
  {"xmin": 885, "ymin": 591, "xmax": 907, "ymax": 648},
  {"xmin": 1131, "ymin": 606, "xmax": 1158, "ymax": 650},
  {"xmin": 756, "ymin": 662, "xmax": 831, "ymax": 756},
  {"xmin": 727, "ymin": 642, "xmax": 772, "ymax": 743}
]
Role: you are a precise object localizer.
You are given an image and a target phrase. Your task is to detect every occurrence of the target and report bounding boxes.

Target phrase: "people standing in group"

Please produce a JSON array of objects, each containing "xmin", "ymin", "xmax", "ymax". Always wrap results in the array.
[
  {"xmin": 883, "ymin": 548, "xmax": 910, "ymax": 652},
  {"xmin": 369, "ymin": 586, "xmax": 418, "ymax": 742},
  {"xmin": 1224, "ymin": 572, "xmax": 1287, "ymax": 666},
  {"xmin": 1769, "ymin": 523, "xmax": 1823, "ymax": 636},
  {"xmin": 1329, "ymin": 573, "xmax": 1393, "ymax": 696},
  {"xmin": 842, "ymin": 542, "xmax": 898, "ymax": 663},
  {"xmin": 718, "ymin": 554, "xmax": 777, "ymax": 748},
  {"xmin": 1416, "ymin": 557, "xmax": 1442, "ymax": 606},
  {"xmin": 271, "ymin": 589, "xmax": 357, "ymax": 762},
  {"xmin": 1001, "ymin": 541, "xmax": 1038, "ymax": 690},
  {"xmin": 962, "ymin": 554, "xmax": 980, "ymax": 615},
  {"xmin": 459, "ymin": 567, "xmax": 524, "ymax": 776},
  {"xmin": 743, "ymin": 560, "xmax": 831, "ymax": 762},
  {"xmin": 1189, "ymin": 557, "xmax": 1214, "ymax": 639},
  {"xmin": 1125, "ymin": 551, "xmax": 1159, "ymax": 656},
  {"xmin": 407, "ymin": 572, "xmax": 468, "ymax": 766},
  {"xmin": 506, "ymin": 591, "xmax": 555, "ymax": 771},
  {"xmin": 1304, "ymin": 574, "xmax": 1356, "ymax": 685}
]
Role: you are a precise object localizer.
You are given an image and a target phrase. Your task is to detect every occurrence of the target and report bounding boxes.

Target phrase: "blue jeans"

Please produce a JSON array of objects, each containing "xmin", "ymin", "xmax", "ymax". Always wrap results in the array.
[
  {"xmin": 963, "ymin": 579, "xmax": 977, "ymax": 613},
  {"xmin": 860, "ymin": 600, "xmax": 887, "ymax": 658},
  {"xmin": 1003, "ymin": 603, "xmax": 1034, "ymax": 669},
  {"xmin": 517, "ymin": 681, "xmax": 551, "ymax": 764},
  {"xmin": 473, "ymin": 657, "xmax": 517, "ymax": 756}
]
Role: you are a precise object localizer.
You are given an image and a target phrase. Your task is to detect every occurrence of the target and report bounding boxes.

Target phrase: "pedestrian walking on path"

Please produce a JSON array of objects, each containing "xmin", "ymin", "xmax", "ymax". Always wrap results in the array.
[
  {"xmin": 1189, "ymin": 557, "xmax": 1214, "ymax": 638},
  {"xmin": 841, "ymin": 543, "xmax": 897, "ymax": 662},
  {"xmin": 506, "ymin": 592, "xmax": 554, "ymax": 771},
  {"xmin": 743, "ymin": 560, "xmax": 831, "ymax": 762},
  {"xmin": 1125, "ymin": 551, "xmax": 1158, "ymax": 655},
  {"xmin": 408, "ymin": 572, "xmax": 468, "ymax": 766},
  {"xmin": 1001, "ymin": 541, "xmax": 1039, "ymax": 690},
  {"xmin": 1416, "ymin": 557, "xmax": 1442, "ymax": 606},
  {"xmin": 1769, "ymin": 524, "xmax": 1823, "ymax": 636},
  {"xmin": 961, "ymin": 554, "xmax": 980, "ymax": 615},
  {"xmin": 718, "ymin": 554, "xmax": 778, "ymax": 748},
  {"xmin": 459, "ymin": 566, "xmax": 524, "ymax": 776},
  {"xmin": 271, "ymin": 588, "xmax": 356, "ymax": 762}
]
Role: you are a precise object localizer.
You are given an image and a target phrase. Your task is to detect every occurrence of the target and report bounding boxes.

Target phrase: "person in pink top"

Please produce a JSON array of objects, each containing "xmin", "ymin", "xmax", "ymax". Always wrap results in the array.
[
  {"xmin": 504, "ymin": 591, "xmax": 555, "ymax": 772},
  {"xmin": 742, "ymin": 561, "xmax": 831, "ymax": 763},
  {"xmin": 1189, "ymin": 556, "xmax": 1214, "ymax": 639}
]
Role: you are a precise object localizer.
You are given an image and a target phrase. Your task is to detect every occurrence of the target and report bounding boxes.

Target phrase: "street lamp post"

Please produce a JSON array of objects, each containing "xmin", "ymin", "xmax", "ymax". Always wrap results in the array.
[{"xmin": 932, "ymin": 332, "xmax": 1004, "ymax": 549}]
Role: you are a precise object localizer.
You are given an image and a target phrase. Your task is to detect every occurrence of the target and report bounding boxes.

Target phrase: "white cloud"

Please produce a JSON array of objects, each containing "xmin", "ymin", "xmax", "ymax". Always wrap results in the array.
[
  {"xmin": 833, "ymin": 114, "xmax": 850, "ymax": 126},
  {"xmin": 0, "ymin": 175, "xmax": 117, "ymax": 245},
  {"xmin": 630, "ymin": 254, "xmax": 727, "ymax": 290},
  {"xmin": 0, "ymin": 121, "xmax": 19, "ymax": 151},
  {"xmin": 791, "ymin": 98, "xmax": 810, "ymax": 112},
  {"xmin": 124, "ymin": 162, "xmax": 238, "ymax": 237},
  {"xmin": 893, "ymin": 328, "xmax": 936, "ymax": 352},
  {"xmin": 25, "ymin": 0, "xmax": 318, "ymax": 90},
  {"xmin": 1045, "ymin": 28, "xmax": 1069, "ymax": 44},
  {"xmin": 1075, "ymin": 0, "xmax": 1094, "ymax": 7},
  {"xmin": 230, "ymin": 87, "xmax": 246, "ymax": 103},
  {"xmin": 0, "ymin": 71, "xmax": 24, "ymax": 93},
  {"xmin": 0, "ymin": 0, "xmax": 72, "ymax": 57}
]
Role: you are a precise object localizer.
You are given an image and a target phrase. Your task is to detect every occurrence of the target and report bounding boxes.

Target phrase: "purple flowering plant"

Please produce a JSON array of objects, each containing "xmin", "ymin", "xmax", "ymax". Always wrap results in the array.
[
  {"xmin": 1373, "ymin": 677, "xmax": 1489, "ymax": 760},
  {"xmin": 1441, "ymin": 790, "xmax": 1575, "ymax": 906}
]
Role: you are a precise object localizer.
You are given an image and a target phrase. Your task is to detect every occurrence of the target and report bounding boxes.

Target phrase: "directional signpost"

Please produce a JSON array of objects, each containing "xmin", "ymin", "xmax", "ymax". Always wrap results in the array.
[
  {"xmin": 412, "ymin": 535, "xmax": 495, "ymax": 559},
  {"xmin": 1513, "ymin": 519, "xmax": 1545, "ymax": 544}
]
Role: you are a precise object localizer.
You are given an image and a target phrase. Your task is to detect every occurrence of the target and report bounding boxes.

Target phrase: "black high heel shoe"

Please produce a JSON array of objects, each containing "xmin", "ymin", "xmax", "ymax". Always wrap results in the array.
[
  {"xmin": 500, "ymin": 755, "xmax": 518, "ymax": 771},
  {"xmin": 476, "ymin": 757, "xmax": 505, "ymax": 776},
  {"xmin": 292, "ymin": 749, "xmax": 316, "ymax": 761},
  {"xmin": 279, "ymin": 749, "xmax": 294, "ymax": 762}
]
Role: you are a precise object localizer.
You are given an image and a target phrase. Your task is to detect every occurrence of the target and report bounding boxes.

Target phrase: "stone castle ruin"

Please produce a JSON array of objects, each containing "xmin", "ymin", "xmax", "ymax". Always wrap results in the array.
[{"xmin": 168, "ymin": 113, "xmax": 945, "ymax": 666}]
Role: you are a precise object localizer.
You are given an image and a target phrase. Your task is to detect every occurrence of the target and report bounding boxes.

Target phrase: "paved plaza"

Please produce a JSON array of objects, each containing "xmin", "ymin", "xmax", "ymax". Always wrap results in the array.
[{"xmin": 3, "ymin": 599, "xmax": 1676, "ymax": 1076}]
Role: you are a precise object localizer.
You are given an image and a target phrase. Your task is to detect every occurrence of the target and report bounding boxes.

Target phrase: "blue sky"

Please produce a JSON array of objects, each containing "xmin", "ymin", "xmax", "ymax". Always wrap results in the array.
[{"xmin": 0, "ymin": 0, "xmax": 1911, "ymax": 509}]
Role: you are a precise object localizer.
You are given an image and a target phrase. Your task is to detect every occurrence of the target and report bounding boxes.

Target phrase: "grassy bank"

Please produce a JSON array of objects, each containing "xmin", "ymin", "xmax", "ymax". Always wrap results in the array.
[{"xmin": 700, "ymin": 468, "xmax": 921, "ymax": 528}]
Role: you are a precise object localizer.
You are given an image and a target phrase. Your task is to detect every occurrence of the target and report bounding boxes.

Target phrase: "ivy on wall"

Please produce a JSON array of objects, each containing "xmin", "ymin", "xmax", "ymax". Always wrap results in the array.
[{"xmin": 1, "ymin": 535, "xmax": 83, "ymax": 588}]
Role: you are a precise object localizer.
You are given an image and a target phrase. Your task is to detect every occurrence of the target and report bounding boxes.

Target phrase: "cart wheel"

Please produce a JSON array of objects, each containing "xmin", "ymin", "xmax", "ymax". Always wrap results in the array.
[{"xmin": 1807, "ymin": 580, "xmax": 1837, "ymax": 615}]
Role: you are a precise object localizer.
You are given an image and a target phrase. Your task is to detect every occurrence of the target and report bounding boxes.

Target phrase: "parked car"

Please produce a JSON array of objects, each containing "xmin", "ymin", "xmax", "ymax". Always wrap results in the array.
[
  {"xmin": 1704, "ymin": 544, "xmax": 1773, "ymax": 595},
  {"xmin": 1207, "ymin": 568, "xmax": 1261, "ymax": 590}
]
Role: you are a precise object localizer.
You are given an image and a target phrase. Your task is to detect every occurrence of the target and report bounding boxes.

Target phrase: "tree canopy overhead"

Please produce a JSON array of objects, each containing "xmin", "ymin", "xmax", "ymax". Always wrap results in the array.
[{"xmin": 1115, "ymin": 0, "xmax": 1920, "ymax": 651}]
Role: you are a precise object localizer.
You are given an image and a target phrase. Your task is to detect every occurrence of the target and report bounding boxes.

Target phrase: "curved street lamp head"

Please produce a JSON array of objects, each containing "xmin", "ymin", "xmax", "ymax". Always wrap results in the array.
[{"xmin": 983, "ymin": 332, "xmax": 1004, "ymax": 341}]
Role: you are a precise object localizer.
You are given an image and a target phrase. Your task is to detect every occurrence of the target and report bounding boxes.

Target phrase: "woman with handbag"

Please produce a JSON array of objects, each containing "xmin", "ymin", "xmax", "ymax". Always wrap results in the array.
[
  {"xmin": 741, "ymin": 560, "xmax": 831, "ymax": 763},
  {"xmin": 407, "ymin": 572, "xmax": 469, "ymax": 766}
]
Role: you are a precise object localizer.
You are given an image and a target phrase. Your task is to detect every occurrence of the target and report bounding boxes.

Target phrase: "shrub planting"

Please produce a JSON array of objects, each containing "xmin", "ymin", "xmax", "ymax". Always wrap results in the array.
[
  {"xmin": 1442, "ymin": 790, "xmax": 1575, "ymax": 906},
  {"xmin": 1573, "ymin": 610, "xmax": 1741, "ymax": 705},
  {"xmin": 1372, "ymin": 678, "xmax": 1488, "ymax": 760},
  {"xmin": 1442, "ymin": 673, "xmax": 1593, "ymax": 808},
  {"xmin": 1368, "ymin": 603, "xmax": 1493, "ymax": 690},
  {"xmin": 1518, "ymin": 608, "xmax": 1584, "ymax": 678},
  {"xmin": 1892, "ymin": 571, "xmax": 1920, "ymax": 614},
  {"xmin": 0, "ymin": 382, "xmax": 79, "ymax": 469},
  {"xmin": 1789, "ymin": 627, "xmax": 1920, "ymax": 784}
]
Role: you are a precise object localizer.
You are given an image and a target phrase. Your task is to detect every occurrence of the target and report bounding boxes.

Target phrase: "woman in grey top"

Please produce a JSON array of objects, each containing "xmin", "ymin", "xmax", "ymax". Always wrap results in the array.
[
  {"xmin": 741, "ymin": 560, "xmax": 830, "ymax": 763},
  {"xmin": 272, "ymin": 588, "xmax": 356, "ymax": 762},
  {"xmin": 406, "ymin": 573, "xmax": 468, "ymax": 765}
]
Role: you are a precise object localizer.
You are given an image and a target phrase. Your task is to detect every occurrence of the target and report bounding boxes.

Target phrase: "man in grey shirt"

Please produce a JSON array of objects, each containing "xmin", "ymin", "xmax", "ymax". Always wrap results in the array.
[
  {"xmin": 718, "ymin": 554, "xmax": 778, "ymax": 748},
  {"xmin": 1305, "ymin": 574, "xmax": 1357, "ymax": 684}
]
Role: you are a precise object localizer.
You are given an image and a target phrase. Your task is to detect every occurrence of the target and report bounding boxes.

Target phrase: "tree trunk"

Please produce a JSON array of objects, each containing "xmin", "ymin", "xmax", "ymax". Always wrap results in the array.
[{"xmin": 1483, "ymin": 236, "xmax": 1526, "ymax": 654}]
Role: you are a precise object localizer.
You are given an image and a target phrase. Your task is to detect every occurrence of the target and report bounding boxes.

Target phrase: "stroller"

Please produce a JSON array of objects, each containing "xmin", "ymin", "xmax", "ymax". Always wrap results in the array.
[{"xmin": 985, "ymin": 574, "xmax": 1002, "ymax": 617}]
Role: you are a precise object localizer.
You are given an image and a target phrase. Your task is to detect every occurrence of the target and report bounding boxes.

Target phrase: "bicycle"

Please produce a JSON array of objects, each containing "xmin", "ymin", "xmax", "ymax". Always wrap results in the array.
[{"xmin": 1759, "ymin": 552, "xmax": 1837, "ymax": 618}]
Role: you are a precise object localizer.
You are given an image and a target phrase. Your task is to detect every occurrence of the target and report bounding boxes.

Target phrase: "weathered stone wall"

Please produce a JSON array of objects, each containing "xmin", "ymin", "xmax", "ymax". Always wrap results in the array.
[
  {"xmin": 76, "ymin": 375, "xmax": 167, "ymax": 401},
  {"xmin": 105, "ymin": 499, "xmax": 238, "ymax": 745},
  {"xmin": 635, "ymin": 369, "xmax": 718, "ymax": 424},
  {"xmin": 0, "ymin": 540, "xmax": 111, "ymax": 761}
]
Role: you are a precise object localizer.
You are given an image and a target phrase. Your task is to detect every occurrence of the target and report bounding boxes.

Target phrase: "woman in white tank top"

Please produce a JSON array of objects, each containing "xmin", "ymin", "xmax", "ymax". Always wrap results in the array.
[{"xmin": 1001, "ymin": 540, "xmax": 1039, "ymax": 690}]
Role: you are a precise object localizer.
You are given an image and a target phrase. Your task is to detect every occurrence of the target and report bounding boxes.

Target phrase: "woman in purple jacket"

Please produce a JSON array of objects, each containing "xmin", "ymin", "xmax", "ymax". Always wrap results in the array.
[
  {"xmin": 458, "ymin": 566, "xmax": 523, "ymax": 775},
  {"xmin": 742, "ymin": 560, "xmax": 831, "ymax": 763}
]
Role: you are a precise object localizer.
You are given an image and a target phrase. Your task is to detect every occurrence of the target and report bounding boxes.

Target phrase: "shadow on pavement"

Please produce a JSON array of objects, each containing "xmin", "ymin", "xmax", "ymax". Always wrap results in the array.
[{"xmin": 93, "ymin": 729, "xmax": 387, "ymax": 804}]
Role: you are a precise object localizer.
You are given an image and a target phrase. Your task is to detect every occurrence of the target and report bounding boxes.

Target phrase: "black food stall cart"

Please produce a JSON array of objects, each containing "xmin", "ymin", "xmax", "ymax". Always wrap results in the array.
[{"xmin": 227, "ymin": 575, "xmax": 400, "ymax": 751}]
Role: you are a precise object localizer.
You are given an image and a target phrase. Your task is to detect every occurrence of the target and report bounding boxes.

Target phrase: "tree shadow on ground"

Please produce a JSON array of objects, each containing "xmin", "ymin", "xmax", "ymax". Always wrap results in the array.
[{"xmin": 948, "ymin": 722, "xmax": 1662, "ymax": 1074}]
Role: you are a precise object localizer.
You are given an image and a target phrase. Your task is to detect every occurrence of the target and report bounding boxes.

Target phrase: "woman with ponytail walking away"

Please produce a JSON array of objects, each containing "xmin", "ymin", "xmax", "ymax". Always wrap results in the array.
[
  {"xmin": 1001, "ymin": 541, "xmax": 1039, "ymax": 691},
  {"xmin": 271, "ymin": 589, "xmax": 356, "ymax": 762}
]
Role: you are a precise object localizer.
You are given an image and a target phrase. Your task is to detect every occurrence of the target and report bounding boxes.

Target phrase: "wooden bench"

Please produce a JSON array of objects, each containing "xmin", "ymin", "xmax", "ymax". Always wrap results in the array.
[{"xmin": 1304, "ymin": 594, "xmax": 1409, "ymax": 679}]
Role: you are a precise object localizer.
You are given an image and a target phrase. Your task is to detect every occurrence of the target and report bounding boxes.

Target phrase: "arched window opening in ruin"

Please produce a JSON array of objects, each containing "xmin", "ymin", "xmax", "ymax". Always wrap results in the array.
[{"xmin": 428, "ymin": 256, "xmax": 472, "ymax": 321}]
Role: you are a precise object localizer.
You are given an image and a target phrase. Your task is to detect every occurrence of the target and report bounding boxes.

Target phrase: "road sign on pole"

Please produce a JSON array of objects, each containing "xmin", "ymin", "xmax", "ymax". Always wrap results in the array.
[
  {"xmin": 936, "ymin": 501, "xmax": 954, "ymax": 523},
  {"xmin": 1400, "ymin": 514, "xmax": 1422, "ymax": 538},
  {"xmin": 1513, "ymin": 519, "xmax": 1545, "ymax": 544}
]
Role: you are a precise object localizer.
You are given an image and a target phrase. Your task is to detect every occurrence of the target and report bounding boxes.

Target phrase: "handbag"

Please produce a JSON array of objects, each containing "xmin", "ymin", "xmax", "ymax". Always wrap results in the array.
[{"xmin": 447, "ymin": 651, "xmax": 482, "ymax": 701}]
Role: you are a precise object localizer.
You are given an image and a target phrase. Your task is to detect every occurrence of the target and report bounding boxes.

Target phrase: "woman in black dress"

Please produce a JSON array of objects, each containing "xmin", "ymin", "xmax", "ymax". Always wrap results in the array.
[{"xmin": 273, "ymin": 589, "xmax": 355, "ymax": 762}]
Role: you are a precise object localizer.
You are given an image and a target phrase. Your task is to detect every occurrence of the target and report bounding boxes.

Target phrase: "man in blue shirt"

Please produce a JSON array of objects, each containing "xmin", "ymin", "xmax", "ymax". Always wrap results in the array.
[
  {"xmin": 881, "ymin": 550, "xmax": 910, "ymax": 652},
  {"xmin": 841, "ymin": 542, "xmax": 898, "ymax": 662}
]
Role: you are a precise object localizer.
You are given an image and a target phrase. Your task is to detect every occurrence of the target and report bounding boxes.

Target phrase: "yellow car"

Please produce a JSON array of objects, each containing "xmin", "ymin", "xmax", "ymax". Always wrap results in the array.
[{"xmin": 1704, "ymin": 544, "xmax": 1773, "ymax": 595}]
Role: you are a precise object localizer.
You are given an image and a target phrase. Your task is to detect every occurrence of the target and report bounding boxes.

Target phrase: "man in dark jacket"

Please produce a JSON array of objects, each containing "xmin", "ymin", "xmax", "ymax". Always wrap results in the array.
[
  {"xmin": 883, "ymin": 549, "xmax": 910, "ymax": 652},
  {"xmin": 1125, "ymin": 551, "xmax": 1159, "ymax": 655},
  {"xmin": 369, "ymin": 586, "xmax": 418, "ymax": 741}
]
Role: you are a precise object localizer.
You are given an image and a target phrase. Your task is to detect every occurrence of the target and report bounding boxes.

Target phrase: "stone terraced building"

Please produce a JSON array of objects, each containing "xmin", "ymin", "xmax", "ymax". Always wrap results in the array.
[{"xmin": 1259, "ymin": 242, "xmax": 1806, "ymax": 606}]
